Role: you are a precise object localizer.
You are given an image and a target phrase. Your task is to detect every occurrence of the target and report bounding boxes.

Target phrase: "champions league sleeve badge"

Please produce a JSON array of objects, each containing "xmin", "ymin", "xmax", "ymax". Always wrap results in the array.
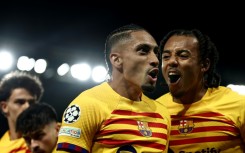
[{"xmin": 63, "ymin": 104, "xmax": 81, "ymax": 124}]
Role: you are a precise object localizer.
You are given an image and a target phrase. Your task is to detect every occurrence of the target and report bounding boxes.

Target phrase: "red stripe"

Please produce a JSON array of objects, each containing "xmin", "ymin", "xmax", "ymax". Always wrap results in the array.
[
  {"xmin": 103, "ymin": 118, "xmax": 137, "ymax": 125},
  {"xmin": 170, "ymin": 135, "xmax": 237, "ymax": 146},
  {"xmin": 103, "ymin": 118, "xmax": 167, "ymax": 129},
  {"xmin": 9, "ymin": 147, "xmax": 31, "ymax": 153},
  {"xmin": 99, "ymin": 129, "xmax": 168, "ymax": 139},
  {"xmin": 171, "ymin": 118, "xmax": 235, "ymax": 126},
  {"xmin": 150, "ymin": 122, "xmax": 168, "ymax": 129},
  {"xmin": 112, "ymin": 110, "xmax": 163, "ymax": 119},
  {"xmin": 171, "ymin": 112, "xmax": 224, "ymax": 118},
  {"xmin": 171, "ymin": 125, "xmax": 239, "ymax": 135},
  {"xmin": 97, "ymin": 139, "xmax": 166, "ymax": 150}
]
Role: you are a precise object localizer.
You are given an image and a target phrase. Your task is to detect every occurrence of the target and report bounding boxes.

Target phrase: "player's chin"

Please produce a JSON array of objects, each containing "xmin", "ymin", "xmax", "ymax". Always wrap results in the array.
[
  {"xmin": 32, "ymin": 149, "xmax": 45, "ymax": 153},
  {"xmin": 141, "ymin": 83, "xmax": 156, "ymax": 93}
]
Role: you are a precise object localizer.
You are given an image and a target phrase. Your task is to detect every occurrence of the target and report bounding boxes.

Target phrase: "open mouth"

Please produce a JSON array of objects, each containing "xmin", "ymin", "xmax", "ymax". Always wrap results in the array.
[
  {"xmin": 168, "ymin": 72, "xmax": 180, "ymax": 83},
  {"xmin": 148, "ymin": 69, "xmax": 159, "ymax": 79}
]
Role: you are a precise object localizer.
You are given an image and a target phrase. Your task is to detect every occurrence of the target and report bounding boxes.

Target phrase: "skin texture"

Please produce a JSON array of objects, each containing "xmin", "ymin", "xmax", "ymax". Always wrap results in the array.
[
  {"xmin": 161, "ymin": 35, "xmax": 209, "ymax": 104},
  {"xmin": 23, "ymin": 122, "xmax": 60, "ymax": 153},
  {"xmin": 0, "ymin": 88, "xmax": 36, "ymax": 140},
  {"xmin": 109, "ymin": 30, "xmax": 159, "ymax": 101}
]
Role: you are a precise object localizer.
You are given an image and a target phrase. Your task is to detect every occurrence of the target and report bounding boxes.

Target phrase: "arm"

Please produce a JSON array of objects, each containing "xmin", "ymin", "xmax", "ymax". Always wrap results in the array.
[{"xmin": 56, "ymin": 95, "xmax": 102, "ymax": 153}]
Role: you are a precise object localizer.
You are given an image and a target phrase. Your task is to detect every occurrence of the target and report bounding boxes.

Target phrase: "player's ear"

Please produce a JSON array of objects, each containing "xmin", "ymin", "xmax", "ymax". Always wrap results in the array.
[
  {"xmin": 0, "ymin": 101, "xmax": 8, "ymax": 116},
  {"xmin": 110, "ymin": 52, "xmax": 122, "ymax": 68},
  {"xmin": 201, "ymin": 58, "xmax": 210, "ymax": 72},
  {"xmin": 56, "ymin": 122, "xmax": 61, "ymax": 135}
]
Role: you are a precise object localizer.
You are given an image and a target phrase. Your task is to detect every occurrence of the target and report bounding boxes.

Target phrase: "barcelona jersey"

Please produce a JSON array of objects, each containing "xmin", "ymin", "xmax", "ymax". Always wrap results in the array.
[
  {"xmin": 0, "ymin": 131, "xmax": 31, "ymax": 153},
  {"xmin": 157, "ymin": 86, "xmax": 245, "ymax": 152},
  {"xmin": 57, "ymin": 82, "xmax": 171, "ymax": 153}
]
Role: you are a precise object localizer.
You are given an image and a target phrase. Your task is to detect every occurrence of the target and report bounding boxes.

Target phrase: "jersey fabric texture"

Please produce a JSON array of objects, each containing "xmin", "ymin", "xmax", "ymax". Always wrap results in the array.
[
  {"xmin": 0, "ymin": 131, "xmax": 31, "ymax": 153},
  {"xmin": 157, "ymin": 86, "xmax": 245, "ymax": 153},
  {"xmin": 57, "ymin": 82, "xmax": 171, "ymax": 153}
]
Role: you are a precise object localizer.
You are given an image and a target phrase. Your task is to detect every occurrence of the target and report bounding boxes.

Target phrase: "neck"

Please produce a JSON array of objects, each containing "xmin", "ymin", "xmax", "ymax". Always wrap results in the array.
[
  {"xmin": 108, "ymin": 78, "xmax": 142, "ymax": 101},
  {"xmin": 8, "ymin": 119, "xmax": 21, "ymax": 140},
  {"xmin": 173, "ymin": 86, "xmax": 208, "ymax": 104}
]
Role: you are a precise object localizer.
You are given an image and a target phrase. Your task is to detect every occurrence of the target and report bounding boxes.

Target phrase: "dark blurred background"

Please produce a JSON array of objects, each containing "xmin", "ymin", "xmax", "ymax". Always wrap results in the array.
[{"xmin": 1, "ymin": 1, "xmax": 244, "ymax": 137}]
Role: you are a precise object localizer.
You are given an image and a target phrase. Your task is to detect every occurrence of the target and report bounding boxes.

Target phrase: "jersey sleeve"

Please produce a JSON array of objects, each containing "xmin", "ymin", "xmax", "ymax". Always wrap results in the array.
[{"xmin": 56, "ymin": 94, "xmax": 105, "ymax": 153}]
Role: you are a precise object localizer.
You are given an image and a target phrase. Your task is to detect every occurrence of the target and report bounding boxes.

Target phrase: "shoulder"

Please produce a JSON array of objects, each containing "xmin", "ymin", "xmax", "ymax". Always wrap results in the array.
[
  {"xmin": 63, "ymin": 82, "xmax": 120, "ymax": 116},
  {"xmin": 214, "ymin": 86, "xmax": 245, "ymax": 100},
  {"xmin": 70, "ymin": 82, "xmax": 110, "ymax": 106},
  {"xmin": 0, "ymin": 132, "xmax": 28, "ymax": 152},
  {"xmin": 142, "ymin": 94, "xmax": 171, "ymax": 117},
  {"xmin": 0, "ymin": 131, "xmax": 10, "ymax": 143}
]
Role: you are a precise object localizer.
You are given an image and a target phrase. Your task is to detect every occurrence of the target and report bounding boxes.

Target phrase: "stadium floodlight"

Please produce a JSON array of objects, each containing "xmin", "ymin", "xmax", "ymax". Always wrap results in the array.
[
  {"xmin": 227, "ymin": 84, "xmax": 245, "ymax": 95},
  {"xmin": 70, "ymin": 63, "xmax": 91, "ymax": 81},
  {"xmin": 34, "ymin": 59, "xmax": 47, "ymax": 74},
  {"xmin": 57, "ymin": 63, "xmax": 70, "ymax": 76},
  {"xmin": 92, "ymin": 65, "xmax": 107, "ymax": 83},
  {"xmin": 0, "ymin": 50, "xmax": 14, "ymax": 71},
  {"xmin": 17, "ymin": 56, "xmax": 35, "ymax": 71}
]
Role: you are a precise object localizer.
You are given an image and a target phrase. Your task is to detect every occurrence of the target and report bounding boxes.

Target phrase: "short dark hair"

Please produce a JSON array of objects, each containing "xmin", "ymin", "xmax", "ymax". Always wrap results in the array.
[
  {"xmin": 16, "ymin": 103, "xmax": 57, "ymax": 134},
  {"xmin": 159, "ymin": 29, "xmax": 220, "ymax": 88},
  {"xmin": 0, "ymin": 70, "xmax": 44, "ymax": 102},
  {"xmin": 104, "ymin": 24, "xmax": 147, "ymax": 78}
]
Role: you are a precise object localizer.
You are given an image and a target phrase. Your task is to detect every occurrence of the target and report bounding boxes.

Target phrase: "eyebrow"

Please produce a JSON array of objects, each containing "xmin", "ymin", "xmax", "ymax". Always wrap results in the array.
[
  {"xmin": 136, "ymin": 43, "xmax": 158, "ymax": 50},
  {"xmin": 15, "ymin": 98, "xmax": 36, "ymax": 102}
]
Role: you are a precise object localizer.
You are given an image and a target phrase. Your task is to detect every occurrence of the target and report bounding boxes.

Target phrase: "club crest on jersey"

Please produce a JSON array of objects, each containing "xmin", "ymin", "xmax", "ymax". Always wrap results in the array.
[
  {"xmin": 178, "ymin": 119, "xmax": 194, "ymax": 134},
  {"xmin": 63, "ymin": 104, "xmax": 81, "ymax": 124},
  {"xmin": 137, "ymin": 121, "xmax": 152, "ymax": 137}
]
